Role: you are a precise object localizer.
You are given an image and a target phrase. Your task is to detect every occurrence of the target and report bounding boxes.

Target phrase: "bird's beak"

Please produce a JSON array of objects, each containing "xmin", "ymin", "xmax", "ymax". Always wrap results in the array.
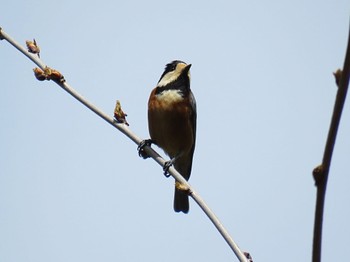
[{"xmin": 183, "ymin": 64, "xmax": 192, "ymax": 74}]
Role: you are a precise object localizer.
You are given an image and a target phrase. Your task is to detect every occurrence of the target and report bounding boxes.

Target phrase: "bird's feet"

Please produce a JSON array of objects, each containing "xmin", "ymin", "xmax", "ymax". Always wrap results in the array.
[
  {"xmin": 163, "ymin": 161, "xmax": 172, "ymax": 177},
  {"xmin": 138, "ymin": 139, "xmax": 153, "ymax": 159},
  {"xmin": 163, "ymin": 158, "xmax": 177, "ymax": 177}
]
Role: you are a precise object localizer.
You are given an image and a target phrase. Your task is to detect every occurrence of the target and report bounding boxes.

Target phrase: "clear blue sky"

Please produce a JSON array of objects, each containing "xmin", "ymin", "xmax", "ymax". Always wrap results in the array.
[{"xmin": 1, "ymin": 1, "xmax": 349, "ymax": 261}]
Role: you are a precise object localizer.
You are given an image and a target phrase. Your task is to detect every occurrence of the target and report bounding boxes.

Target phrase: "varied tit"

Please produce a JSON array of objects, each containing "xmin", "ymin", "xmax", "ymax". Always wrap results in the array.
[{"xmin": 146, "ymin": 60, "xmax": 197, "ymax": 213}]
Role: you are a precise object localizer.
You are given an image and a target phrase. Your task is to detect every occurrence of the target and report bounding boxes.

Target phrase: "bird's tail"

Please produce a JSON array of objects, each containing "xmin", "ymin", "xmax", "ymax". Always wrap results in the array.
[
  {"xmin": 173, "ymin": 154, "xmax": 192, "ymax": 214},
  {"xmin": 174, "ymin": 187, "xmax": 189, "ymax": 213}
]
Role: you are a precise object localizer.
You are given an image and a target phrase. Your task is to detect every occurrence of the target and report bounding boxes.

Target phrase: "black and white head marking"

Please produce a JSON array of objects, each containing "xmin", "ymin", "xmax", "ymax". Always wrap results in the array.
[{"xmin": 156, "ymin": 60, "xmax": 191, "ymax": 98}]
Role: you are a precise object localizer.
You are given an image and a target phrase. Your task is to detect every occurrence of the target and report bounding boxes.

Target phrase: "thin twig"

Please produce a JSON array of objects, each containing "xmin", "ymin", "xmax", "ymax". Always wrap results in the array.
[
  {"xmin": 0, "ymin": 27, "xmax": 249, "ymax": 262},
  {"xmin": 312, "ymin": 25, "xmax": 350, "ymax": 262}
]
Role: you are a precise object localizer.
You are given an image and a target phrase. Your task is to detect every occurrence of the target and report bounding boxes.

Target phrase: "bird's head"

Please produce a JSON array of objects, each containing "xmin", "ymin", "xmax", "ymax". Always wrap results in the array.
[{"xmin": 157, "ymin": 60, "xmax": 191, "ymax": 89}]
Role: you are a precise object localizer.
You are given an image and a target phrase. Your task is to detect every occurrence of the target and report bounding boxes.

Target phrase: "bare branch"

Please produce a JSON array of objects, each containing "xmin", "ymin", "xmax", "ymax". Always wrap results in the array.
[
  {"xmin": 0, "ymin": 27, "xmax": 249, "ymax": 262},
  {"xmin": 312, "ymin": 24, "xmax": 350, "ymax": 262}
]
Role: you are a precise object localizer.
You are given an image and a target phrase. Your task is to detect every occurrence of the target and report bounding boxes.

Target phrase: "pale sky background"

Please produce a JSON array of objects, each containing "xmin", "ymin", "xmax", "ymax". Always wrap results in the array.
[{"xmin": 1, "ymin": 1, "xmax": 350, "ymax": 261}]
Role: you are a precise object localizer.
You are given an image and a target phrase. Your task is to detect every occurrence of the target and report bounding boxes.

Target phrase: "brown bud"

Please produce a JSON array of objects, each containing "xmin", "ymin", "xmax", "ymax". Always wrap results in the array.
[
  {"xmin": 114, "ymin": 100, "xmax": 129, "ymax": 126},
  {"xmin": 26, "ymin": 39, "xmax": 40, "ymax": 57},
  {"xmin": 33, "ymin": 67, "xmax": 47, "ymax": 81},
  {"xmin": 44, "ymin": 67, "xmax": 65, "ymax": 83},
  {"xmin": 333, "ymin": 69, "xmax": 342, "ymax": 87}
]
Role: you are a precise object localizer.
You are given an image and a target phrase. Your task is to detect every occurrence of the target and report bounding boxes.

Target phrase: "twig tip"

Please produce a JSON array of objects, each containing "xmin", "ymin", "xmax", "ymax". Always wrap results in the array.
[
  {"xmin": 0, "ymin": 27, "xmax": 4, "ymax": 40},
  {"xmin": 244, "ymin": 252, "xmax": 253, "ymax": 262}
]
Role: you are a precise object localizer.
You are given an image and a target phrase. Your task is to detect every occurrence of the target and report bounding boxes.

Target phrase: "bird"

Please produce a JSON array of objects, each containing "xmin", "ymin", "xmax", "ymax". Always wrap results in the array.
[{"xmin": 146, "ymin": 60, "xmax": 197, "ymax": 213}]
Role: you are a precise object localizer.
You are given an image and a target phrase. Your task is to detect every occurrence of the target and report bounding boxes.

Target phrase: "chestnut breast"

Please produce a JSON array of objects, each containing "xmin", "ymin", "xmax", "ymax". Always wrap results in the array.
[{"xmin": 148, "ymin": 88, "xmax": 194, "ymax": 158}]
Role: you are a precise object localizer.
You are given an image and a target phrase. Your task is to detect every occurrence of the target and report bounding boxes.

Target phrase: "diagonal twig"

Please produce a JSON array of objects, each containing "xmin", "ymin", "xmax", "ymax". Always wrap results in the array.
[
  {"xmin": 312, "ymin": 25, "xmax": 350, "ymax": 262},
  {"xmin": 0, "ymin": 27, "xmax": 249, "ymax": 262}
]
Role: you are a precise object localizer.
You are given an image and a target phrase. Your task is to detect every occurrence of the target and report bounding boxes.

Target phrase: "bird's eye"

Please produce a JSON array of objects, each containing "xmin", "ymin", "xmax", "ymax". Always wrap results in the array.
[{"xmin": 167, "ymin": 63, "xmax": 176, "ymax": 72}]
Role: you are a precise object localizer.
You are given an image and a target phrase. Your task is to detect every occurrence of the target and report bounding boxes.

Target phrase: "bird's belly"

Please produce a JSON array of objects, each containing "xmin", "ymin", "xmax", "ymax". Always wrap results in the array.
[{"xmin": 148, "ymin": 107, "xmax": 193, "ymax": 158}]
